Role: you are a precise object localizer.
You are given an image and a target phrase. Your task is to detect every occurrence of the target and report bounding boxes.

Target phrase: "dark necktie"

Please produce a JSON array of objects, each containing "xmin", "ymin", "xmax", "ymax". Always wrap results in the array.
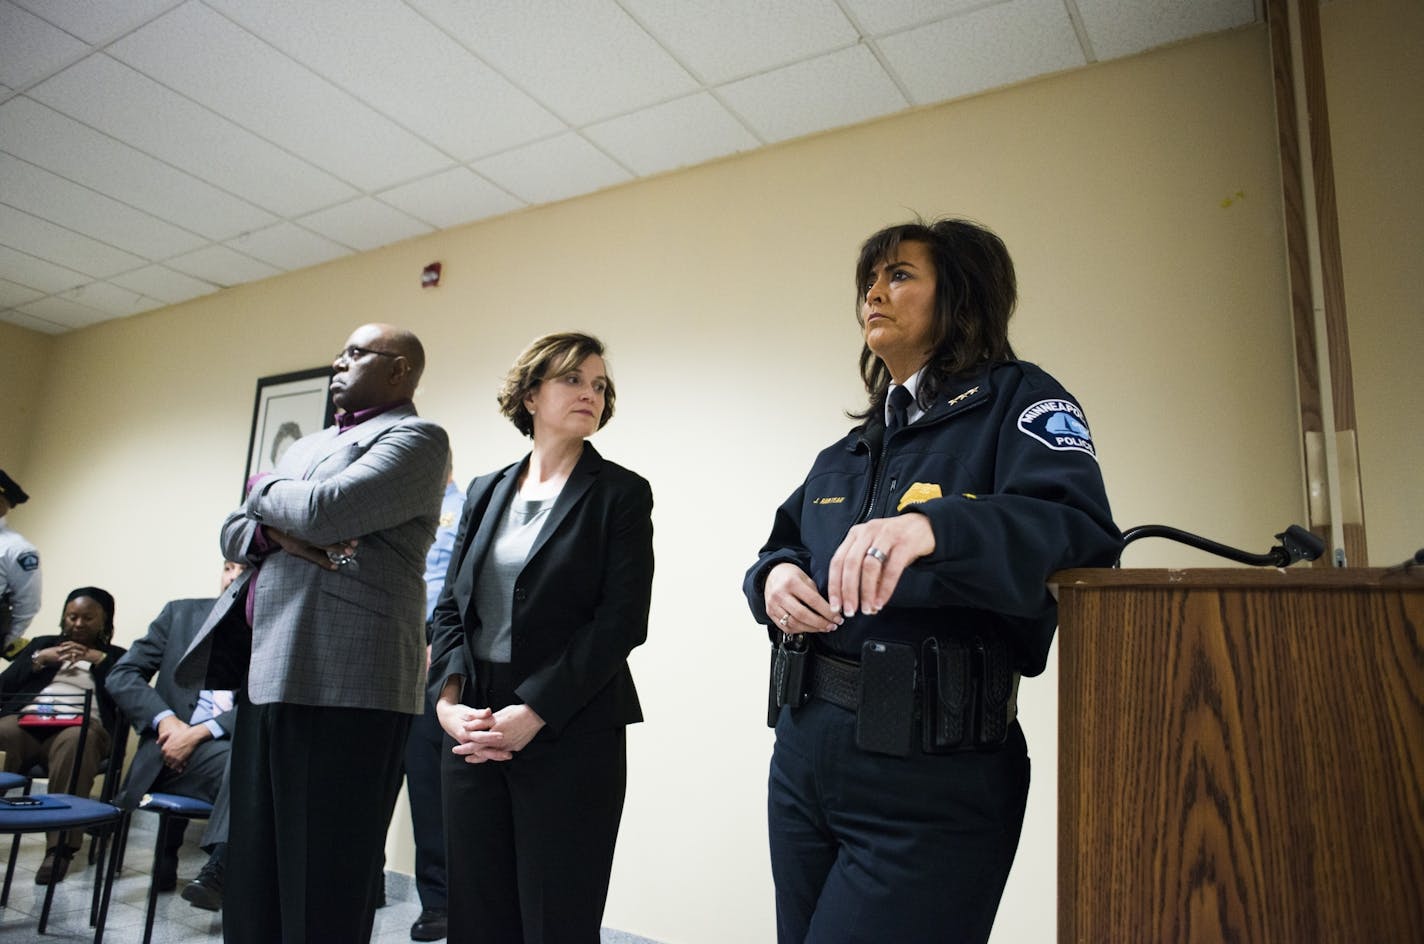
[{"xmin": 887, "ymin": 385, "xmax": 913, "ymax": 434}]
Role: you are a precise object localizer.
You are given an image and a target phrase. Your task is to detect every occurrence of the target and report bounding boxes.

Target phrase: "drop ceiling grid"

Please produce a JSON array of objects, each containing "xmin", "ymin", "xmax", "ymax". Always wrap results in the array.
[{"xmin": 0, "ymin": 0, "xmax": 1265, "ymax": 333}]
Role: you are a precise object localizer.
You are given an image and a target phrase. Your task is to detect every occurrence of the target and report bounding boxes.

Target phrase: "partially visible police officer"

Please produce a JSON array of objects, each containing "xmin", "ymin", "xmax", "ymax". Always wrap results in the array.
[
  {"xmin": 744, "ymin": 219, "xmax": 1121, "ymax": 944},
  {"xmin": 0, "ymin": 469, "xmax": 41, "ymax": 660}
]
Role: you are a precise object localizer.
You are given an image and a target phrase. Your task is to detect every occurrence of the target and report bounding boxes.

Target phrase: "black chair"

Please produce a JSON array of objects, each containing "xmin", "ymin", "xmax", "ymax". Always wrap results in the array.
[{"xmin": 116, "ymin": 792, "xmax": 216, "ymax": 944}]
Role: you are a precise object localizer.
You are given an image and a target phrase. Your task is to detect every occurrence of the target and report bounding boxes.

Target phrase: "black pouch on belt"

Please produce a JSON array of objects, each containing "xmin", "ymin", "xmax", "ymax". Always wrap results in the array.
[
  {"xmin": 855, "ymin": 640, "xmax": 917, "ymax": 756},
  {"xmin": 767, "ymin": 633, "xmax": 810, "ymax": 727},
  {"xmin": 973, "ymin": 635, "xmax": 1013, "ymax": 747},
  {"xmin": 921, "ymin": 636, "xmax": 970, "ymax": 753}
]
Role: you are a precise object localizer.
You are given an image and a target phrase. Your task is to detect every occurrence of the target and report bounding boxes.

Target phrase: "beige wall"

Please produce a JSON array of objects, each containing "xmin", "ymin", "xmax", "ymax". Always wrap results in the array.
[
  {"xmin": 5, "ymin": 3, "xmax": 1419, "ymax": 940},
  {"xmin": 0, "ymin": 319, "xmax": 54, "ymax": 483}
]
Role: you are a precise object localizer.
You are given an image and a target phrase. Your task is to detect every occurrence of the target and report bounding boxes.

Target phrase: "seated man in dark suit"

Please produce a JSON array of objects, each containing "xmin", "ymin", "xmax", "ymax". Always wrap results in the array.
[{"xmin": 106, "ymin": 561, "xmax": 243, "ymax": 907}]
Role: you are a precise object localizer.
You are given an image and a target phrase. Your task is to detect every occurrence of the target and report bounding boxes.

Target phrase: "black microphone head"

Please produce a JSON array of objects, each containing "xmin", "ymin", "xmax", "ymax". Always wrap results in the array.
[{"xmin": 1276, "ymin": 525, "xmax": 1326, "ymax": 564}]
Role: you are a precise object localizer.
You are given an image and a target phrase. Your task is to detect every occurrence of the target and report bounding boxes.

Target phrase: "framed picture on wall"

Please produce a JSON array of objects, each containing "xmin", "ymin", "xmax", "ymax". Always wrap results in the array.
[{"xmin": 243, "ymin": 366, "xmax": 335, "ymax": 499}]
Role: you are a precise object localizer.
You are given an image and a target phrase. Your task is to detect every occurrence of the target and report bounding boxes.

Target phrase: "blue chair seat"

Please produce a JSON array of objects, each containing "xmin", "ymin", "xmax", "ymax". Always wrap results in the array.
[
  {"xmin": 0, "ymin": 772, "xmax": 28, "ymax": 793},
  {"xmin": 138, "ymin": 792, "xmax": 215, "ymax": 817},
  {"xmin": 0, "ymin": 793, "xmax": 122, "ymax": 939}
]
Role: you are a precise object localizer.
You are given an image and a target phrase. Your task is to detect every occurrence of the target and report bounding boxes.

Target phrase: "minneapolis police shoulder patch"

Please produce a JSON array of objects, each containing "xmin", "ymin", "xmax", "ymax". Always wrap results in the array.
[
  {"xmin": 18, "ymin": 551, "xmax": 39, "ymax": 571},
  {"xmin": 1017, "ymin": 399, "xmax": 1096, "ymax": 459}
]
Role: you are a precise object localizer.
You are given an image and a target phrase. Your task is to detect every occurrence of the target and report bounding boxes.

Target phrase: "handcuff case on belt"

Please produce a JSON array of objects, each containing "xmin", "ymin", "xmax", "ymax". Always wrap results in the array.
[{"xmin": 767, "ymin": 632, "xmax": 810, "ymax": 726}]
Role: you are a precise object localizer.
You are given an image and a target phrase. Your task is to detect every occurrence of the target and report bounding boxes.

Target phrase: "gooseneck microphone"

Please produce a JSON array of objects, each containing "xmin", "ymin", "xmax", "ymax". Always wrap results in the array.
[{"xmin": 1114, "ymin": 523, "xmax": 1326, "ymax": 568}]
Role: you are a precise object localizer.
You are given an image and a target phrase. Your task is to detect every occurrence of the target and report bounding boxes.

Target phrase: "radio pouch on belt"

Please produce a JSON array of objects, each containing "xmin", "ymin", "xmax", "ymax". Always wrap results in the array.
[
  {"xmin": 855, "ymin": 640, "xmax": 916, "ymax": 756},
  {"xmin": 974, "ymin": 635, "xmax": 1013, "ymax": 747}
]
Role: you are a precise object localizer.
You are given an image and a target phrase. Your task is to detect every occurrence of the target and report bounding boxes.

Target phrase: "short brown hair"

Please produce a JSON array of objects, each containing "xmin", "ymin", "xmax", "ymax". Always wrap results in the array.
[{"xmin": 498, "ymin": 332, "xmax": 616, "ymax": 437}]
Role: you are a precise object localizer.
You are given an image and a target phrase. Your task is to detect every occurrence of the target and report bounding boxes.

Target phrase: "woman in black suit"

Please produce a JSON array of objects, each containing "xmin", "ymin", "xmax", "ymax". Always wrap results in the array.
[{"xmin": 430, "ymin": 331, "xmax": 654, "ymax": 944}]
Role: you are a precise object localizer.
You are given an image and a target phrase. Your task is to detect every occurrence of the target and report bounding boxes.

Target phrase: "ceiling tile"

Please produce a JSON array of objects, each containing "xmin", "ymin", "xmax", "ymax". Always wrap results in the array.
[
  {"xmin": 841, "ymin": 0, "xmax": 992, "ymax": 37},
  {"xmin": 0, "ymin": 204, "xmax": 146, "ymax": 278},
  {"xmin": 16, "ymin": 293, "xmax": 112, "ymax": 329},
  {"xmin": 378, "ymin": 168, "xmax": 524, "ymax": 229},
  {"xmin": 0, "ymin": 244, "xmax": 89, "ymax": 293},
  {"xmin": 0, "ymin": 153, "xmax": 206, "ymax": 258},
  {"xmin": 719, "ymin": 45, "xmax": 908, "ymax": 143},
  {"xmin": 0, "ymin": 307, "xmax": 68, "ymax": 333},
  {"xmin": 472, "ymin": 133, "xmax": 632, "ymax": 205},
  {"xmin": 0, "ymin": 97, "xmax": 277, "ymax": 240},
  {"xmin": 11, "ymin": 0, "xmax": 182, "ymax": 45},
  {"xmin": 584, "ymin": 93, "xmax": 761, "ymax": 176},
  {"xmin": 164, "ymin": 245, "xmax": 282, "ymax": 286},
  {"xmin": 0, "ymin": 278, "xmax": 42, "ymax": 308},
  {"xmin": 622, "ymin": 0, "xmax": 857, "ymax": 84},
  {"xmin": 1074, "ymin": 0, "xmax": 1258, "ymax": 60},
  {"xmin": 30, "ymin": 55, "xmax": 356, "ymax": 216},
  {"xmin": 109, "ymin": 264, "xmax": 220, "ymax": 305},
  {"xmin": 224, "ymin": 223, "xmax": 355, "ymax": 271},
  {"xmin": 878, "ymin": 0, "xmax": 1086, "ymax": 105},
  {"xmin": 205, "ymin": 0, "xmax": 563, "ymax": 161},
  {"xmin": 0, "ymin": 1, "xmax": 88, "ymax": 89},
  {"xmin": 58, "ymin": 280, "xmax": 161, "ymax": 317},
  {"xmin": 296, "ymin": 198, "xmax": 434, "ymax": 253},
  {"xmin": 409, "ymin": 0, "xmax": 698, "ymax": 124},
  {"xmin": 109, "ymin": 3, "xmax": 452, "ymax": 191}
]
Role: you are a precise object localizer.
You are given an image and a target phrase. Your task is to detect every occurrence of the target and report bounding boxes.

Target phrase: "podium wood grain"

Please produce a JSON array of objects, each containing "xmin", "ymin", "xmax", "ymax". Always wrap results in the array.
[{"xmin": 1056, "ymin": 568, "xmax": 1423, "ymax": 942}]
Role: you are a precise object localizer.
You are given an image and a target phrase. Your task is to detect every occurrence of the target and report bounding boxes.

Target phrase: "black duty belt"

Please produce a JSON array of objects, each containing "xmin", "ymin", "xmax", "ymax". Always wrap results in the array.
[{"xmin": 807, "ymin": 650, "xmax": 859, "ymax": 710}]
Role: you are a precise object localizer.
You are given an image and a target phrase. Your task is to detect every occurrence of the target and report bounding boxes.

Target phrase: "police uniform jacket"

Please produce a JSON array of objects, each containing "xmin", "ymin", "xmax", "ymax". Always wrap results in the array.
[
  {"xmin": 0, "ymin": 519, "xmax": 41, "ymax": 648},
  {"xmin": 744, "ymin": 359, "xmax": 1120, "ymax": 677}
]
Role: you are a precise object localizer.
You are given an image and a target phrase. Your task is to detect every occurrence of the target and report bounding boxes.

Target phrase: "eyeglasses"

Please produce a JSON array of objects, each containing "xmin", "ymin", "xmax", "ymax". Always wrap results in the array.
[{"xmin": 336, "ymin": 345, "xmax": 403, "ymax": 363}]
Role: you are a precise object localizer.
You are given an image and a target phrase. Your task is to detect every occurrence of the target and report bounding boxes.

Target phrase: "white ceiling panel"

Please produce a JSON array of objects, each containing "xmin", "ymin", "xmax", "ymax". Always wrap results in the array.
[
  {"xmin": 17, "ymin": 293, "xmax": 111, "ymax": 329},
  {"xmin": 110, "ymin": 264, "xmax": 220, "ymax": 305},
  {"xmin": 879, "ymin": 0, "xmax": 1086, "ymax": 105},
  {"xmin": 0, "ymin": 204, "xmax": 146, "ymax": 277},
  {"xmin": 0, "ymin": 307, "xmax": 67, "ymax": 333},
  {"xmin": 204, "ymin": 0, "xmax": 563, "ymax": 161},
  {"xmin": 721, "ymin": 45, "xmax": 908, "ymax": 144},
  {"xmin": 1075, "ymin": 0, "xmax": 1259, "ymax": 61},
  {"xmin": 0, "ymin": 98, "xmax": 277, "ymax": 241},
  {"xmin": 842, "ymin": 0, "xmax": 996, "ymax": 37},
  {"xmin": 409, "ymin": 0, "xmax": 698, "ymax": 124},
  {"xmin": 0, "ymin": 1, "xmax": 88, "ymax": 89},
  {"xmin": 58, "ymin": 281, "xmax": 161, "ymax": 317},
  {"xmin": 0, "ymin": 244, "xmax": 89, "ymax": 293},
  {"xmin": 108, "ymin": 3, "xmax": 451, "ymax": 190},
  {"xmin": 10, "ymin": 0, "xmax": 183, "ymax": 45},
  {"xmin": 472, "ymin": 134, "xmax": 633, "ymax": 206},
  {"xmin": 378, "ymin": 168, "xmax": 525, "ymax": 230},
  {"xmin": 585, "ymin": 93, "xmax": 761, "ymax": 177},
  {"xmin": 164, "ymin": 245, "xmax": 282, "ymax": 286},
  {"xmin": 296, "ymin": 198, "xmax": 434, "ymax": 254},
  {"xmin": 0, "ymin": 278, "xmax": 42, "ymax": 308},
  {"xmin": 224, "ymin": 223, "xmax": 355, "ymax": 272},
  {"xmin": 623, "ymin": 0, "xmax": 858, "ymax": 84},
  {"xmin": 29, "ymin": 56, "xmax": 356, "ymax": 216},
  {"xmin": 0, "ymin": 153, "xmax": 205, "ymax": 258}
]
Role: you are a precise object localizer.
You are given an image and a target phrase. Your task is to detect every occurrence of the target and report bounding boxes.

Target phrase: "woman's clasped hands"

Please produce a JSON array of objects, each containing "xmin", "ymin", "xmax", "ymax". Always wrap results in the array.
[{"xmin": 436, "ymin": 699, "xmax": 546, "ymax": 764}]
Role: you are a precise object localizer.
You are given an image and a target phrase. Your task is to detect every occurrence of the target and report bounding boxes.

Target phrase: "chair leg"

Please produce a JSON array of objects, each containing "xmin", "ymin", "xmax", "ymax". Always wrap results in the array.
[
  {"xmin": 89, "ymin": 820, "xmax": 116, "ymax": 927},
  {"xmin": 37, "ymin": 843, "xmax": 76, "ymax": 933},
  {"xmin": 1, "ymin": 833, "xmax": 19, "ymax": 908},
  {"xmin": 92, "ymin": 815, "xmax": 125, "ymax": 944},
  {"xmin": 143, "ymin": 814, "xmax": 167, "ymax": 944}
]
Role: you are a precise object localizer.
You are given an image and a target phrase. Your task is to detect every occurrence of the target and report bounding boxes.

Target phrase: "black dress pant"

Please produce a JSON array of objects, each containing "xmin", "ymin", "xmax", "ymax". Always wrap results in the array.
[
  {"xmin": 404, "ymin": 689, "xmax": 448, "ymax": 911},
  {"xmin": 768, "ymin": 699, "xmax": 1030, "ymax": 944},
  {"xmin": 442, "ymin": 663, "xmax": 626, "ymax": 944},
  {"xmin": 225, "ymin": 693, "xmax": 412, "ymax": 944}
]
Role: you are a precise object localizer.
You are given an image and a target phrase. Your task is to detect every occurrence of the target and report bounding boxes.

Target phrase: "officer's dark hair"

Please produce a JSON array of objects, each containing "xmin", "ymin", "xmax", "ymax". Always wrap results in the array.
[
  {"xmin": 852, "ymin": 218, "xmax": 1018, "ymax": 420},
  {"xmin": 497, "ymin": 332, "xmax": 616, "ymax": 438}
]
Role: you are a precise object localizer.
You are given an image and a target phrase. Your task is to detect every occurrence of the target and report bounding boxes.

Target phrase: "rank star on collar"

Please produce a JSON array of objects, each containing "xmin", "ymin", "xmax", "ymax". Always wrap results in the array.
[{"xmin": 946, "ymin": 386, "xmax": 980, "ymax": 406}]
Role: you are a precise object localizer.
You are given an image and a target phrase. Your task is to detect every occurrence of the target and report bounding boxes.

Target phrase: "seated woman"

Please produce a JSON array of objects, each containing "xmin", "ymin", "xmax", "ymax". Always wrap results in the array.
[{"xmin": 0, "ymin": 586, "xmax": 126, "ymax": 884}]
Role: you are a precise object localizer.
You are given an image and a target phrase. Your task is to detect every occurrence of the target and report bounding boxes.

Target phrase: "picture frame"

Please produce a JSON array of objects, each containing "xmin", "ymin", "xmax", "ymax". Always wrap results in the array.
[{"xmin": 243, "ymin": 366, "xmax": 334, "ymax": 498}]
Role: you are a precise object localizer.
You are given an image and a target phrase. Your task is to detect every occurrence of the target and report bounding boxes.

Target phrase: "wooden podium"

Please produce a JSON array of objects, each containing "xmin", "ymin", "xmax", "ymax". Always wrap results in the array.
[{"xmin": 1054, "ymin": 568, "xmax": 1424, "ymax": 942}]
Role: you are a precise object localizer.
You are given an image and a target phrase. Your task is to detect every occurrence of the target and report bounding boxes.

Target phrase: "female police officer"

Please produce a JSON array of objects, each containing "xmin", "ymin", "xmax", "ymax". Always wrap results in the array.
[{"xmin": 744, "ymin": 219, "xmax": 1120, "ymax": 943}]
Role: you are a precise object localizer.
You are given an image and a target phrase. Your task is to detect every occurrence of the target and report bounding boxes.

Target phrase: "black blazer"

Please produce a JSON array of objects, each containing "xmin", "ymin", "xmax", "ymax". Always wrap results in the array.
[{"xmin": 429, "ymin": 443, "xmax": 653, "ymax": 739}]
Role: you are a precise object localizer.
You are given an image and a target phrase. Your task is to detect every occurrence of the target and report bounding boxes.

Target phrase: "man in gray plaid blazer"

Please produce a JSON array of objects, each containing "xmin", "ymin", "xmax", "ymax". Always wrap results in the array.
[{"xmin": 179, "ymin": 323, "xmax": 448, "ymax": 943}]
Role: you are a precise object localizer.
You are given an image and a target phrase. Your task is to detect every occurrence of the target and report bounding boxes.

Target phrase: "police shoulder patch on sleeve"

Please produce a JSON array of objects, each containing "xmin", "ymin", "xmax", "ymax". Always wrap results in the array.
[
  {"xmin": 1017, "ymin": 399, "xmax": 1096, "ymax": 459},
  {"xmin": 18, "ymin": 551, "xmax": 39, "ymax": 571}
]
